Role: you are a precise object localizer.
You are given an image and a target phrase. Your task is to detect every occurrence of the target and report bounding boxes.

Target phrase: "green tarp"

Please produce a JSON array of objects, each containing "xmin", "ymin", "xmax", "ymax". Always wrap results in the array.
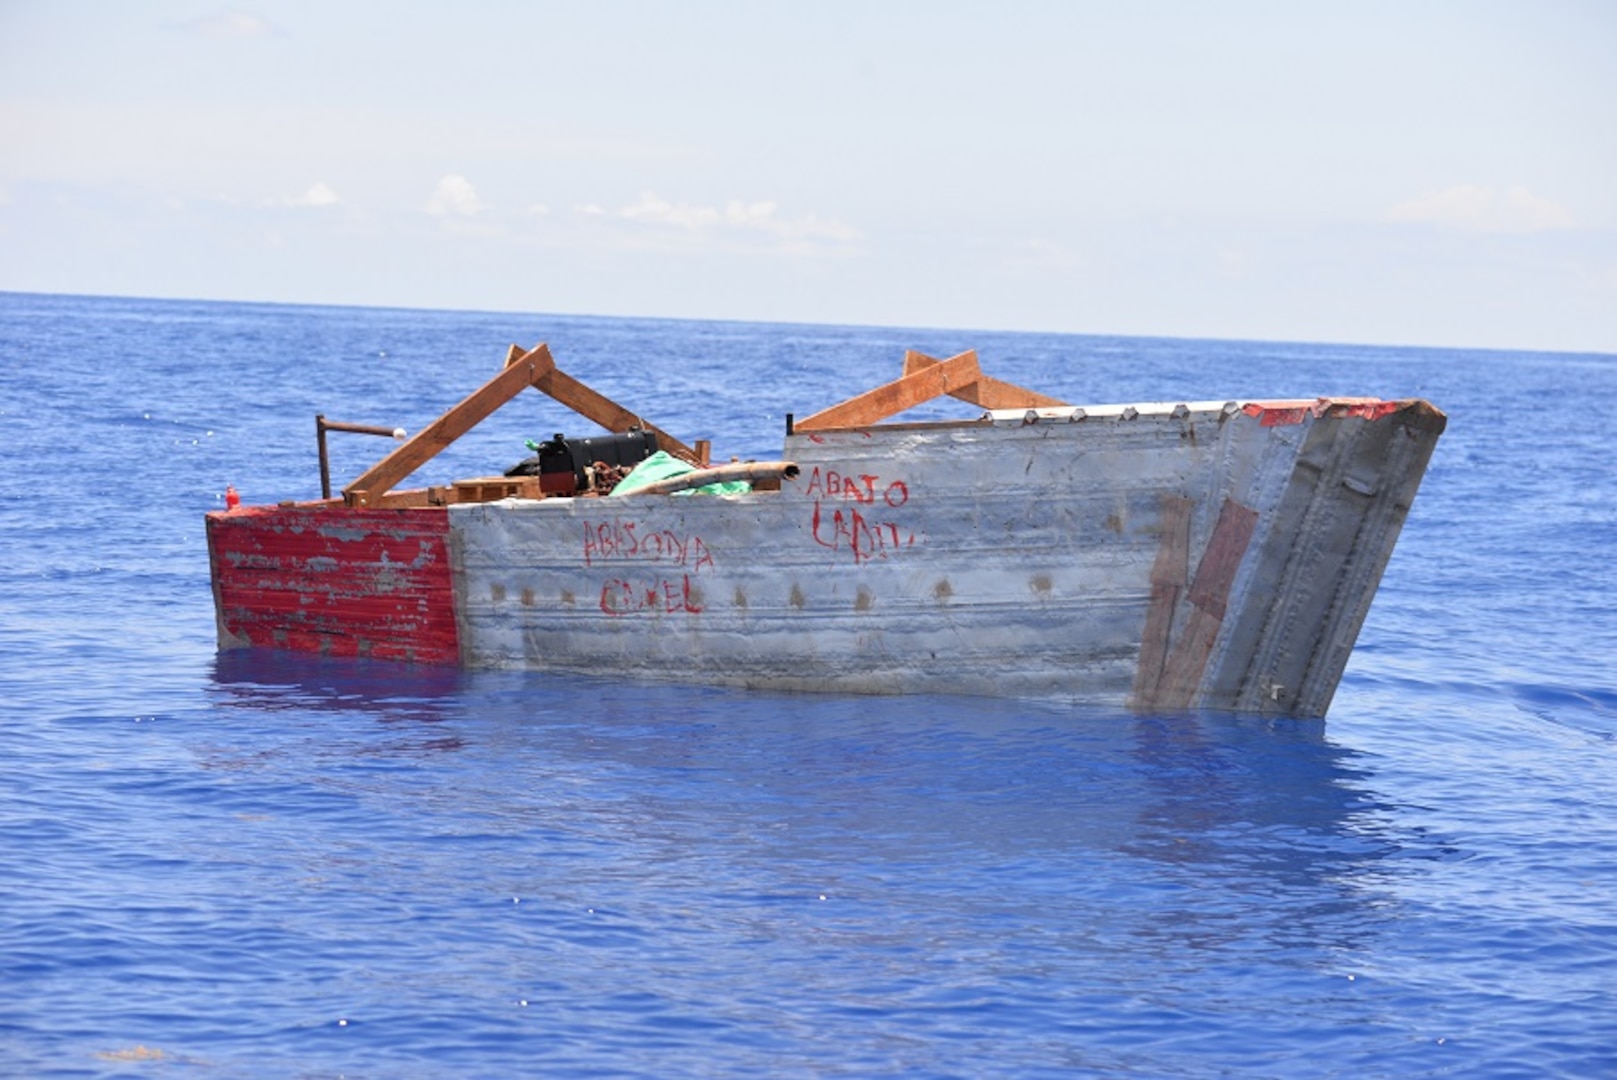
[{"xmin": 608, "ymin": 451, "xmax": 751, "ymax": 497}]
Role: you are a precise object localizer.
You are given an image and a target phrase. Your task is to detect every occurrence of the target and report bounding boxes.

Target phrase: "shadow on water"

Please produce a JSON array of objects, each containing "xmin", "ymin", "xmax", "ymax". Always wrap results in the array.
[
  {"xmin": 207, "ymin": 649, "xmax": 474, "ymax": 757},
  {"xmin": 210, "ymin": 649, "xmax": 469, "ymax": 717},
  {"xmin": 204, "ymin": 650, "xmax": 1438, "ymax": 913}
]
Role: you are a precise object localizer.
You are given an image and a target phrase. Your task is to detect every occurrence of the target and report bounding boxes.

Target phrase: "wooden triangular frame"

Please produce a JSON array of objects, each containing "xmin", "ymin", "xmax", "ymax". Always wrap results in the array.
[
  {"xmin": 342, "ymin": 342, "xmax": 701, "ymax": 507},
  {"xmin": 338, "ymin": 343, "xmax": 1068, "ymax": 505},
  {"xmin": 792, "ymin": 349, "xmax": 1068, "ymax": 431}
]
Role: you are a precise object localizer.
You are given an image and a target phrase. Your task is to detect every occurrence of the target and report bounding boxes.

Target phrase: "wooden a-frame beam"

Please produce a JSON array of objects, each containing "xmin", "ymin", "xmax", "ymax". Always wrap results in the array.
[
  {"xmin": 342, "ymin": 342, "xmax": 702, "ymax": 506},
  {"xmin": 343, "ymin": 344, "xmax": 559, "ymax": 506},
  {"xmin": 793, "ymin": 349, "xmax": 985, "ymax": 431},
  {"xmin": 512, "ymin": 344, "xmax": 700, "ymax": 465},
  {"xmin": 902, "ymin": 350, "xmax": 1069, "ymax": 410}
]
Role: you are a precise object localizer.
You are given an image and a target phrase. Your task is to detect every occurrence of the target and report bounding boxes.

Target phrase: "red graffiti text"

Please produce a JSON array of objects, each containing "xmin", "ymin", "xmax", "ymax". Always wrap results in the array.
[
  {"xmin": 805, "ymin": 467, "xmax": 917, "ymax": 564},
  {"xmin": 582, "ymin": 520, "xmax": 715, "ymax": 572},
  {"xmin": 599, "ymin": 574, "xmax": 705, "ymax": 616}
]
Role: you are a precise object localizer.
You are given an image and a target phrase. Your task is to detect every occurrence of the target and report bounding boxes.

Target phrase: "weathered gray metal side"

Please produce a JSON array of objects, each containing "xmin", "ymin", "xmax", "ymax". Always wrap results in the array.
[
  {"xmin": 447, "ymin": 400, "xmax": 1443, "ymax": 716},
  {"xmin": 1202, "ymin": 402, "xmax": 1446, "ymax": 715}
]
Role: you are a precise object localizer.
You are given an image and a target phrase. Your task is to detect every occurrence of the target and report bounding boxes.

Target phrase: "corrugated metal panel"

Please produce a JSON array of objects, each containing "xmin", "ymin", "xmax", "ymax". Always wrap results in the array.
[
  {"xmin": 451, "ymin": 405, "xmax": 1250, "ymax": 699},
  {"xmin": 445, "ymin": 401, "xmax": 1442, "ymax": 715}
]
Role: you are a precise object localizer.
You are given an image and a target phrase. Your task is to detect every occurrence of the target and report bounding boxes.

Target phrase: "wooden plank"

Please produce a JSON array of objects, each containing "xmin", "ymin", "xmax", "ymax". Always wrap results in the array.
[
  {"xmin": 344, "ymin": 344, "xmax": 558, "ymax": 505},
  {"xmin": 452, "ymin": 476, "xmax": 543, "ymax": 502},
  {"xmin": 363, "ymin": 488, "xmax": 437, "ymax": 509},
  {"xmin": 903, "ymin": 350, "xmax": 1069, "ymax": 410},
  {"xmin": 794, "ymin": 350, "xmax": 984, "ymax": 430}
]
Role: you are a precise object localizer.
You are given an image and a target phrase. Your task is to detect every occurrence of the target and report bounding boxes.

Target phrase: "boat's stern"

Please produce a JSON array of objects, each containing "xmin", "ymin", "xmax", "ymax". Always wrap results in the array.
[{"xmin": 205, "ymin": 502, "xmax": 461, "ymax": 663}]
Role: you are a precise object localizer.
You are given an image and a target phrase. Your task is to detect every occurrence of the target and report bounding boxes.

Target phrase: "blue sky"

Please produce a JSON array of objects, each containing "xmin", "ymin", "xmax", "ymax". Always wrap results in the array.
[{"xmin": 2, "ymin": 1, "xmax": 1613, "ymax": 351}]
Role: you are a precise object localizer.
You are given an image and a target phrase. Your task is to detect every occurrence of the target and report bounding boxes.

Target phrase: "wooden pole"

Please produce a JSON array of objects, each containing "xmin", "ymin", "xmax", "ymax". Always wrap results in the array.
[{"xmin": 615, "ymin": 461, "xmax": 799, "ymax": 496}]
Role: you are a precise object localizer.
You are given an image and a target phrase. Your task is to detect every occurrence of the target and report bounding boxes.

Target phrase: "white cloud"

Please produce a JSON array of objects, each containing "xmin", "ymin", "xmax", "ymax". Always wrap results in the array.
[
  {"xmin": 424, "ymin": 175, "xmax": 484, "ymax": 217},
  {"xmin": 523, "ymin": 203, "xmax": 551, "ymax": 216},
  {"xmin": 620, "ymin": 193, "xmax": 722, "ymax": 230},
  {"xmin": 1387, "ymin": 185, "xmax": 1576, "ymax": 234},
  {"xmin": 172, "ymin": 10, "xmax": 284, "ymax": 39},
  {"xmin": 573, "ymin": 203, "xmax": 606, "ymax": 216},
  {"xmin": 614, "ymin": 192, "xmax": 859, "ymax": 245},
  {"xmin": 284, "ymin": 182, "xmax": 340, "ymax": 208}
]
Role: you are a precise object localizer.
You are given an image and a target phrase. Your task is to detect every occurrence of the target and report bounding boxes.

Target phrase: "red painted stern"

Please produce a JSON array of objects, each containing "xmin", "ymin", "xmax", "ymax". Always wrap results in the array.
[{"xmin": 205, "ymin": 504, "xmax": 459, "ymax": 664}]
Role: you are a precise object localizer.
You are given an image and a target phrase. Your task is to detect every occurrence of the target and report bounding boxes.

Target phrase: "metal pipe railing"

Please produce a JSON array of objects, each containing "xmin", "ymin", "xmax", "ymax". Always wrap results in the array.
[{"xmin": 317, "ymin": 414, "xmax": 406, "ymax": 500}]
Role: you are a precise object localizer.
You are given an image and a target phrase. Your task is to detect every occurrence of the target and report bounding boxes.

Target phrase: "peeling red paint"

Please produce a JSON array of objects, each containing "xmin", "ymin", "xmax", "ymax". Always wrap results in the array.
[
  {"xmin": 206, "ymin": 504, "xmax": 458, "ymax": 664},
  {"xmin": 1245, "ymin": 401, "xmax": 1314, "ymax": 426},
  {"xmin": 1244, "ymin": 397, "xmax": 1411, "ymax": 427},
  {"xmin": 1321, "ymin": 399, "xmax": 1407, "ymax": 422}
]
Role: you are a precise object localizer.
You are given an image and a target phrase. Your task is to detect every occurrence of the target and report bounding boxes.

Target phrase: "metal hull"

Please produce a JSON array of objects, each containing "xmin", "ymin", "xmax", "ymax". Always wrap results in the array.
[{"xmin": 207, "ymin": 397, "xmax": 1443, "ymax": 717}]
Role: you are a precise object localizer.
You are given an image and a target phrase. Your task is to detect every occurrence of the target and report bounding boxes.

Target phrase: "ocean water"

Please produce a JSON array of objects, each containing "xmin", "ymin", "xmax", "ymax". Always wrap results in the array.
[{"xmin": 1, "ymin": 290, "xmax": 1614, "ymax": 1078}]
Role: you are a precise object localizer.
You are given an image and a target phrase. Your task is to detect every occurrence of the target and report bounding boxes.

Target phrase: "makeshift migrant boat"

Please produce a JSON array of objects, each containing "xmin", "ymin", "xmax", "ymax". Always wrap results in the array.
[{"xmin": 205, "ymin": 343, "xmax": 1445, "ymax": 718}]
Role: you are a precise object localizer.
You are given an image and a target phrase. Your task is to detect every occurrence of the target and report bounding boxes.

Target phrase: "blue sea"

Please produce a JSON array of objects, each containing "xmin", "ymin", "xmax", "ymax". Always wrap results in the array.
[{"xmin": 2, "ymin": 291, "xmax": 1614, "ymax": 1078}]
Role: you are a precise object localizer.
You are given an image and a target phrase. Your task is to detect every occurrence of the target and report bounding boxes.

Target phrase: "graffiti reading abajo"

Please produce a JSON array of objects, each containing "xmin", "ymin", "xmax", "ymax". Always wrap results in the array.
[{"xmin": 804, "ymin": 466, "xmax": 917, "ymax": 564}]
